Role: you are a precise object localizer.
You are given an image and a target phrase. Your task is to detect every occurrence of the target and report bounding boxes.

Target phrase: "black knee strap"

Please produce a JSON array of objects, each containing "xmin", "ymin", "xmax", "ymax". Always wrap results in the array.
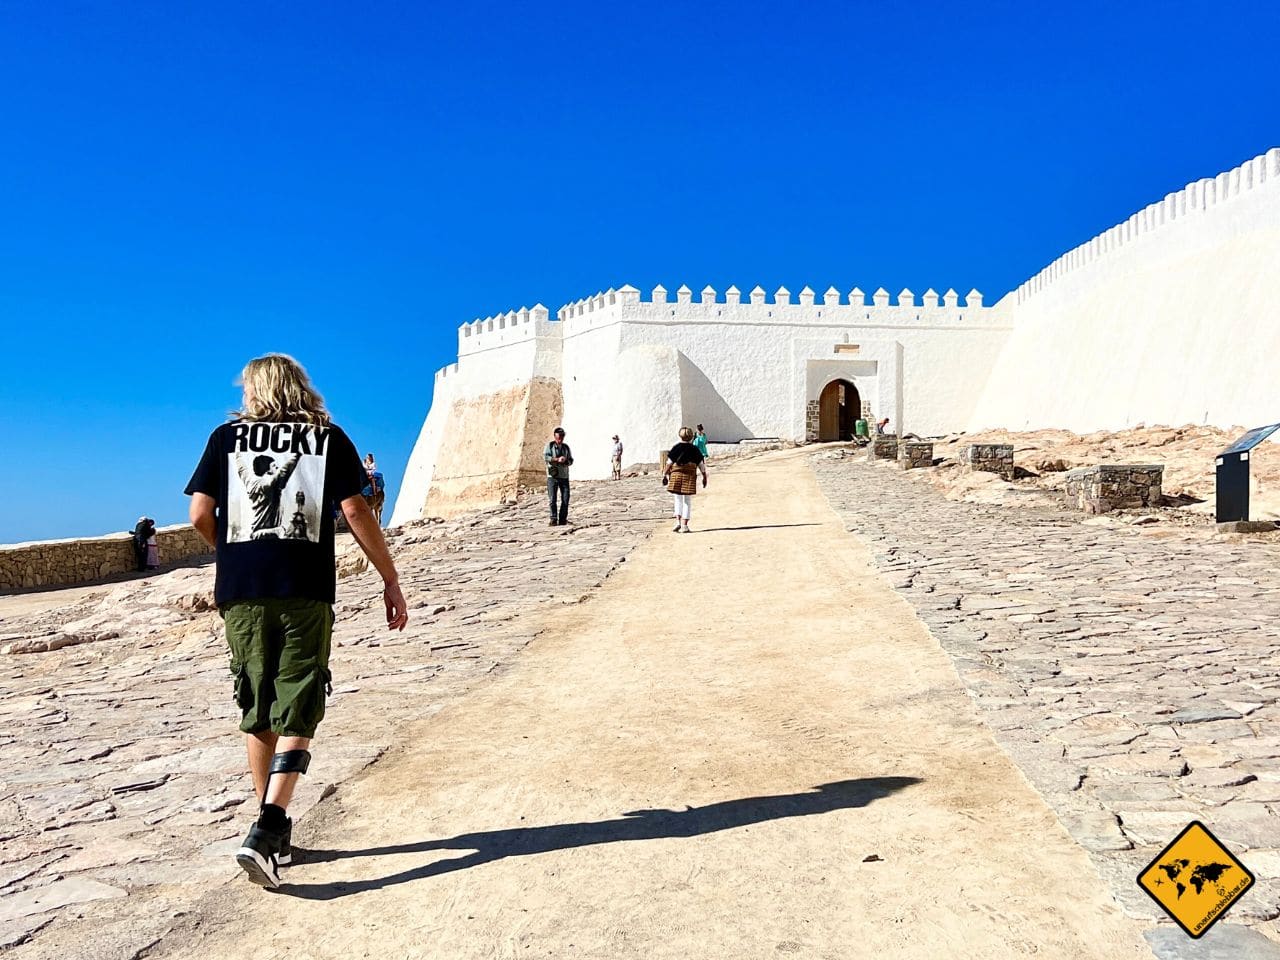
[{"xmin": 269, "ymin": 749, "xmax": 311, "ymax": 776}]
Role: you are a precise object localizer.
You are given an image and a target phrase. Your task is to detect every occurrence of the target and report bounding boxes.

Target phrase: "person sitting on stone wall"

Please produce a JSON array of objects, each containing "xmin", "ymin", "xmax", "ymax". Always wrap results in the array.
[
  {"xmin": 132, "ymin": 517, "xmax": 156, "ymax": 572},
  {"xmin": 362, "ymin": 468, "xmax": 386, "ymax": 523}
]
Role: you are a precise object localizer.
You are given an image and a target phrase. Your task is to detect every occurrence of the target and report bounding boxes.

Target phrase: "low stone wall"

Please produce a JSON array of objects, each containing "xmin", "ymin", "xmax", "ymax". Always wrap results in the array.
[
  {"xmin": 899, "ymin": 442, "xmax": 934, "ymax": 470},
  {"xmin": 960, "ymin": 443, "xmax": 1015, "ymax": 479},
  {"xmin": 868, "ymin": 436, "xmax": 899, "ymax": 462},
  {"xmin": 1063, "ymin": 464, "xmax": 1164, "ymax": 514},
  {"xmin": 0, "ymin": 525, "xmax": 212, "ymax": 591}
]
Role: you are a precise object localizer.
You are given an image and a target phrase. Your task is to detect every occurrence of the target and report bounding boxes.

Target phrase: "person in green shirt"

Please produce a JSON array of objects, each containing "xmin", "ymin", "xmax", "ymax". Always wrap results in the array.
[{"xmin": 694, "ymin": 424, "xmax": 709, "ymax": 460}]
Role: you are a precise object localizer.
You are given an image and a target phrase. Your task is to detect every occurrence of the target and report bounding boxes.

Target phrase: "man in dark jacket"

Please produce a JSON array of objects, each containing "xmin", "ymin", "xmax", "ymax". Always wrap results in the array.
[{"xmin": 544, "ymin": 426, "xmax": 574, "ymax": 526}]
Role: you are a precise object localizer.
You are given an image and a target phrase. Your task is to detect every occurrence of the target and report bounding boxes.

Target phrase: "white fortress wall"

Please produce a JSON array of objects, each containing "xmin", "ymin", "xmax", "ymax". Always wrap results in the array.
[
  {"xmin": 395, "ymin": 280, "xmax": 1011, "ymax": 512},
  {"xmin": 389, "ymin": 361, "xmax": 459, "ymax": 526},
  {"xmin": 564, "ymin": 283, "xmax": 1011, "ymax": 474},
  {"xmin": 557, "ymin": 290, "xmax": 629, "ymax": 479},
  {"xmin": 389, "ymin": 304, "xmax": 562, "ymax": 523},
  {"xmin": 972, "ymin": 147, "xmax": 1280, "ymax": 432}
]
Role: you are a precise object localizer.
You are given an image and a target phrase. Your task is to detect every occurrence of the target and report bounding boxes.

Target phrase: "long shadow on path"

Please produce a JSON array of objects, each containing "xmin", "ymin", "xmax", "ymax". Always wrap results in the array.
[
  {"xmin": 281, "ymin": 777, "xmax": 921, "ymax": 900},
  {"xmin": 695, "ymin": 523, "xmax": 821, "ymax": 533}
]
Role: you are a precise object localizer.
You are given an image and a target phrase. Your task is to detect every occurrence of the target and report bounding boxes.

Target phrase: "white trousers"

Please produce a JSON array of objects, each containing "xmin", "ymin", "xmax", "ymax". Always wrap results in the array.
[{"xmin": 672, "ymin": 493, "xmax": 692, "ymax": 520}]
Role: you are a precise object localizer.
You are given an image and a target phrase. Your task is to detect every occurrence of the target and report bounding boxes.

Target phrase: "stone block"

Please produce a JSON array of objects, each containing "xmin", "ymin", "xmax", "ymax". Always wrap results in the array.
[
  {"xmin": 898, "ymin": 441, "xmax": 933, "ymax": 470},
  {"xmin": 1063, "ymin": 464, "xmax": 1164, "ymax": 514},
  {"xmin": 804, "ymin": 401, "xmax": 820, "ymax": 441},
  {"xmin": 1216, "ymin": 521, "xmax": 1280, "ymax": 534},
  {"xmin": 867, "ymin": 436, "xmax": 898, "ymax": 462},
  {"xmin": 960, "ymin": 443, "xmax": 1015, "ymax": 479},
  {"xmin": 1145, "ymin": 923, "xmax": 1280, "ymax": 959}
]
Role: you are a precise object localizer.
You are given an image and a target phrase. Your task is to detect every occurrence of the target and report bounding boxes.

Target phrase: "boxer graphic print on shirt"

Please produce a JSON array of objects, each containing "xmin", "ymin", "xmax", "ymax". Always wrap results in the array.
[{"xmin": 226, "ymin": 422, "xmax": 331, "ymax": 544}]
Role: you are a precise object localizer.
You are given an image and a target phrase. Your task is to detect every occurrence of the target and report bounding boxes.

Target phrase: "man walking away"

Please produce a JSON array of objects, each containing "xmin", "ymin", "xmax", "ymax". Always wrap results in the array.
[
  {"xmin": 186, "ymin": 353, "xmax": 408, "ymax": 889},
  {"xmin": 611, "ymin": 435, "xmax": 623, "ymax": 480},
  {"xmin": 545, "ymin": 426, "xmax": 573, "ymax": 525}
]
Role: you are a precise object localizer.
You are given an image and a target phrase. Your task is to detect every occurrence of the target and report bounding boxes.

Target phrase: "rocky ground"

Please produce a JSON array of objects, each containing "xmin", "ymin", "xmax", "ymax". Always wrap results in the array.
[
  {"xmin": 7, "ymin": 430, "xmax": 1280, "ymax": 958},
  {"xmin": 0, "ymin": 472, "xmax": 668, "ymax": 958},
  {"xmin": 814, "ymin": 450, "xmax": 1280, "ymax": 951},
  {"xmin": 927, "ymin": 425, "xmax": 1280, "ymax": 528},
  {"xmin": 145, "ymin": 445, "xmax": 1155, "ymax": 960}
]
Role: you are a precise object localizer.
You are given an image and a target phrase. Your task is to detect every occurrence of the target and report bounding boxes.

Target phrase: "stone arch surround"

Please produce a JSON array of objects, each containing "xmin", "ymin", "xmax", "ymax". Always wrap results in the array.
[{"xmin": 797, "ymin": 339, "xmax": 902, "ymax": 442}]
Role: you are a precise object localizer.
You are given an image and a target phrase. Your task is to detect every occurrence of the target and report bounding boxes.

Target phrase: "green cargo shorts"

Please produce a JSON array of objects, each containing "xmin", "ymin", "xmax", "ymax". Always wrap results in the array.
[{"xmin": 222, "ymin": 598, "xmax": 334, "ymax": 738}]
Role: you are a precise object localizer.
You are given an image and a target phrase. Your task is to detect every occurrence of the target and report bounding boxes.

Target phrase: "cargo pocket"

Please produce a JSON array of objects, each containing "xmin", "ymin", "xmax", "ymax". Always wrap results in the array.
[
  {"xmin": 312, "ymin": 666, "xmax": 333, "ymax": 727},
  {"xmin": 230, "ymin": 660, "xmax": 253, "ymax": 711},
  {"xmin": 288, "ymin": 665, "xmax": 332, "ymax": 736}
]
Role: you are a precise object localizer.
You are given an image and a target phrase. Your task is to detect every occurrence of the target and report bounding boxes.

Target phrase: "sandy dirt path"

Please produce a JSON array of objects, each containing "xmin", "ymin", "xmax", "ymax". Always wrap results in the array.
[{"xmin": 155, "ymin": 449, "xmax": 1153, "ymax": 959}]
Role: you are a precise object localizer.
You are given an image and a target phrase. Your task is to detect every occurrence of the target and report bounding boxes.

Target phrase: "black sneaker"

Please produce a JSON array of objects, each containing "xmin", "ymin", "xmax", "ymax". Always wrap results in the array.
[
  {"xmin": 236, "ymin": 822, "xmax": 283, "ymax": 888},
  {"xmin": 279, "ymin": 817, "xmax": 292, "ymax": 867}
]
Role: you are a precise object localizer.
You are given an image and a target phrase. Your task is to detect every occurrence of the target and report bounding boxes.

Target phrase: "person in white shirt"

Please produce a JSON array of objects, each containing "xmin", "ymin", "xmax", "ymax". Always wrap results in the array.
[{"xmin": 610, "ymin": 435, "xmax": 623, "ymax": 480}]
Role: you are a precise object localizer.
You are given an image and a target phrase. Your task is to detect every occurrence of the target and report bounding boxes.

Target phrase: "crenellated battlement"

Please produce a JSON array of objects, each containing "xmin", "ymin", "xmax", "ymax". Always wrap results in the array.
[
  {"xmin": 433, "ymin": 361, "xmax": 460, "ymax": 383},
  {"xmin": 555, "ymin": 286, "xmax": 638, "ymax": 322},
  {"xmin": 555, "ymin": 282, "xmax": 988, "ymax": 326},
  {"xmin": 457, "ymin": 303, "xmax": 553, "ymax": 355},
  {"xmin": 1015, "ymin": 146, "xmax": 1280, "ymax": 304}
]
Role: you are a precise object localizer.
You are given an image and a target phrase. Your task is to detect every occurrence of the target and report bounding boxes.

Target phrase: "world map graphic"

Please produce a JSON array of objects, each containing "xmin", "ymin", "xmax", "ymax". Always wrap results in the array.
[{"xmin": 1156, "ymin": 858, "xmax": 1233, "ymax": 899}]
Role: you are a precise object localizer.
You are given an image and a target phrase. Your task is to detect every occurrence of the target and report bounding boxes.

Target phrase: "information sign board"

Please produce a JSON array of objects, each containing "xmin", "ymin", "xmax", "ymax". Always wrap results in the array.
[{"xmin": 1220, "ymin": 423, "xmax": 1280, "ymax": 457}]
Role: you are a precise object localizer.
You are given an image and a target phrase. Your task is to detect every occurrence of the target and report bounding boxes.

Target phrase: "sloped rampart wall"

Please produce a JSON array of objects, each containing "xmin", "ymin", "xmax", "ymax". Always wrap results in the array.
[
  {"xmin": 389, "ymin": 305, "xmax": 562, "ymax": 524},
  {"xmin": 973, "ymin": 147, "xmax": 1280, "ymax": 431}
]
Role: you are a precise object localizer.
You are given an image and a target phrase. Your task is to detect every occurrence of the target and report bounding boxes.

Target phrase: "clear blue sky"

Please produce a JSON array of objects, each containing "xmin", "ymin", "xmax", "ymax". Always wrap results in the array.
[{"xmin": 1, "ymin": 0, "xmax": 1276, "ymax": 543}]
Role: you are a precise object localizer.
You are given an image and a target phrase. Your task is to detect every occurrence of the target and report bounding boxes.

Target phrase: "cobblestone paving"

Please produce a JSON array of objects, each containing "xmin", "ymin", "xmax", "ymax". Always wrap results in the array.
[
  {"xmin": 814, "ymin": 453, "xmax": 1280, "ymax": 946},
  {"xmin": 0, "ymin": 474, "xmax": 667, "ymax": 958}
]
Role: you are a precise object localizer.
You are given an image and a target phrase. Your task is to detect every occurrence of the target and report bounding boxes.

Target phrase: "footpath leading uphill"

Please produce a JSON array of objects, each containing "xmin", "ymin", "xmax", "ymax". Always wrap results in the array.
[{"xmin": 154, "ymin": 448, "xmax": 1151, "ymax": 960}]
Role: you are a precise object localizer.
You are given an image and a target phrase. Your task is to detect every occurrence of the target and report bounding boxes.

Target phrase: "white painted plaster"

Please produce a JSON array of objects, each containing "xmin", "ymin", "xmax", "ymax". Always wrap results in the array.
[
  {"xmin": 389, "ymin": 363, "xmax": 459, "ymax": 527},
  {"xmin": 394, "ymin": 145, "xmax": 1280, "ymax": 523},
  {"xmin": 973, "ymin": 146, "xmax": 1280, "ymax": 432}
]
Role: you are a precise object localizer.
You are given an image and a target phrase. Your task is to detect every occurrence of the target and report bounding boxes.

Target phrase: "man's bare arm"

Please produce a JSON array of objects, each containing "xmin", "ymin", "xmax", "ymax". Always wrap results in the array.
[
  {"xmin": 340, "ymin": 494, "xmax": 408, "ymax": 631},
  {"xmin": 189, "ymin": 493, "xmax": 218, "ymax": 549}
]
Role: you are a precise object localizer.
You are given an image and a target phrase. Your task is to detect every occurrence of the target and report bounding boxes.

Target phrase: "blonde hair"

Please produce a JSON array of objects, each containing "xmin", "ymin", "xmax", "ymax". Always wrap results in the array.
[
  {"xmin": 678, "ymin": 426, "xmax": 694, "ymax": 442},
  {"xmin": 234, "ymin": 354, "xmax": 331, "ymax": 425}
]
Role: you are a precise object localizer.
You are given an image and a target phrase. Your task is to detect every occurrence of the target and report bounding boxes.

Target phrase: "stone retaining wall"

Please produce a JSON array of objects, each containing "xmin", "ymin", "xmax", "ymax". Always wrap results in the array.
[
  {"xmin": 0, "ymin": 525, "xmax": 212, "ymax": 591},
  {"xmin": 1063, "ymin": 464, "xmax": 1164, "ymax": 514},
  {"xmin": 868, "ymin": 436, "xmax": 899, "ymax": 462},
  {"xmin": 899, "ymin": 441, "xmax": 934, "ymax": 470},
  {"xmin": 960, "ymin": 443, "xmax": 1015, "ymax": 479}
]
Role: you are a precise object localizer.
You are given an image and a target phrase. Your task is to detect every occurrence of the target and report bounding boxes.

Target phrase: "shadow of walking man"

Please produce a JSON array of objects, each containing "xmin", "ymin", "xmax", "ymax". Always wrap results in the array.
[{"xmin": 281, "ymin": 777, "xmax": 922, "ymax": 900}]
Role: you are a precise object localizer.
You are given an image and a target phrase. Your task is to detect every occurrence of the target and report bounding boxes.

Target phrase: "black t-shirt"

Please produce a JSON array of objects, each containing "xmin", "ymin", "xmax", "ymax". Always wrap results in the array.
[
  {"xmin": 184, "ymin": 420, "xmax": 367, "ymax": 606},
  {"xmin": 668, "ymin": 442, "xmax": 705, "ymax": 466}
]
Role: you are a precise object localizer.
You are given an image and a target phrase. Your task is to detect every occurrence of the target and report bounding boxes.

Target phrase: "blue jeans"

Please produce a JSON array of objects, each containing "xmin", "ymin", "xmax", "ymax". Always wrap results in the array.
[{"xmin": 547, "ymin": 477, "xmax": 570, "ymax": 523}]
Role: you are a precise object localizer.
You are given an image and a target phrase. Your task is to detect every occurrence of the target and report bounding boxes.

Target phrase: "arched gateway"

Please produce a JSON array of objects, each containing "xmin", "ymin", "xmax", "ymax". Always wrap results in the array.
[{"xmin": 817, "ymin": 379, "xmax": 860, "ymax": 442}]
